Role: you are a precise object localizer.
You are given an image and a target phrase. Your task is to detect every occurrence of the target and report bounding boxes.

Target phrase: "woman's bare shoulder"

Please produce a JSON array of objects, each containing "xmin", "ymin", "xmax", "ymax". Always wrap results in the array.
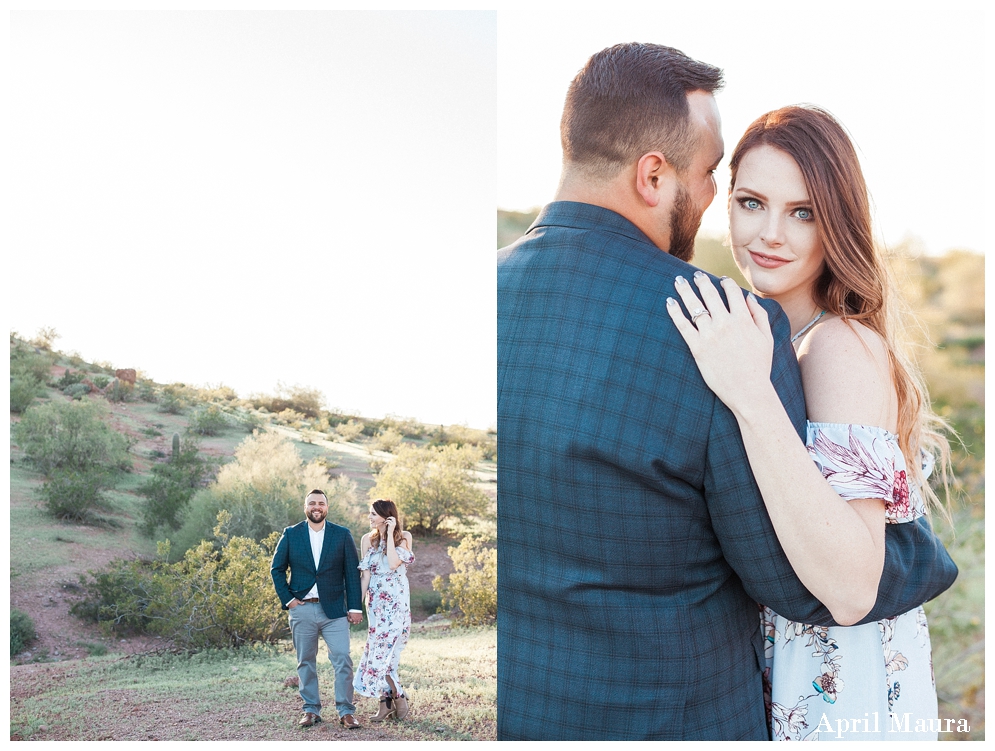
[
  {"xmin": 401, "ymin": 531, "xmax": 413, "ymax": 549},
  {"xmin": 798, "ymin": 317, "xmax": 896, "ymax": 427}
]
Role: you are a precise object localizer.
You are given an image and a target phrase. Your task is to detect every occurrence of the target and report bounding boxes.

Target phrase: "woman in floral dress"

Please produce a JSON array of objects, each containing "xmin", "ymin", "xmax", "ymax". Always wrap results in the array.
[
  {"xmin": 667, "ymin": 106, "xmax": 952, "ymax": 740},
  {"xmin": 354, "ymin": 499, "xmax": 414, "ymax": 722}
]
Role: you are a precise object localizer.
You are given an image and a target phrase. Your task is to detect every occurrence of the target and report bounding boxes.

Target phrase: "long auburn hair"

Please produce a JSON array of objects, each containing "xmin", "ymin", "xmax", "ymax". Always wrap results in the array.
[
  {"xmin": 369, "ymin": 499, "xmax": 404, "ymax": 549},
  {"xmin": 729, "ymin": 105, "xmax": 952, "ymax": 517}
]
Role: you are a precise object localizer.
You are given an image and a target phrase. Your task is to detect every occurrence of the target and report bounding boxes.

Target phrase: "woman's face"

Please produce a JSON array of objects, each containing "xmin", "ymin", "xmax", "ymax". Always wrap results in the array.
[
  {"xmin": 729, "ymin": 145, "xmax": 825, "ymax": 306},
  {"xmin": 368, "ymin": 507, "xmax": 386, "ymax": 529}
]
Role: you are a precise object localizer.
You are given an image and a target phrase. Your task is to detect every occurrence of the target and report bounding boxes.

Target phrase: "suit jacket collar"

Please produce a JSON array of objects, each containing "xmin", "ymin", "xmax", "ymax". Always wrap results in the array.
[
  {"xmin": 529, "ymin": 201, "xmax": 658, "ymax": 249},
  {"xmin": 297, "ymin": 519, "xmax": 344, "ymax": 572}
]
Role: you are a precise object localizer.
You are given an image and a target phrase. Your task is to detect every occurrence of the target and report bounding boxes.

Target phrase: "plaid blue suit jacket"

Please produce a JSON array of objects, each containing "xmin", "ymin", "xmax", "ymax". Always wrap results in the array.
[{"xmin": 497, "ymin": 202, "xmax": 957, "ymax": 740}]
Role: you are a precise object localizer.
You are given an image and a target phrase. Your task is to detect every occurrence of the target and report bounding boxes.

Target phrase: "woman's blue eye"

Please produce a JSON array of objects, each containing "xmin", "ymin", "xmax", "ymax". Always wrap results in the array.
[
  {"xmin": 741, "ymin": 198, "xmax": 761, "ymax": 210},
  {"xmin": 794, "ymin": 208, "xmax": 813, "ymax": 221}
]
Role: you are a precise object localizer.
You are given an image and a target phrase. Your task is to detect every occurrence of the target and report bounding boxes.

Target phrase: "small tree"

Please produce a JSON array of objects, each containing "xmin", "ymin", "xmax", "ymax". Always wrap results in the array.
[
  {"xmin": 29, "ymin": 326, "xmax": 60, "ymax": 351},
  {"xmin": 137, "ymin": 441, "xmax": 207, "ymax": 537},
  {"xmin": 14, "ymin": 399, "xmax": 130, "ymax": 475},
  {"xmin": 433, "ymin": 536, "xmax": 496, "ymax": 625},
  {"xmin": 370, "ymin": 426, "xmax": 403, "ymax": 454},
  {"xmin": 175, "ymin": 431, "xmax": 361, "ymax": 546},
  {"xmin": 369, "ymin": 444, "xmax": 488, "ymax": 533},
  {"xmin": 335, "ymin": 419, "xmax": 365, "ymax": 443}
]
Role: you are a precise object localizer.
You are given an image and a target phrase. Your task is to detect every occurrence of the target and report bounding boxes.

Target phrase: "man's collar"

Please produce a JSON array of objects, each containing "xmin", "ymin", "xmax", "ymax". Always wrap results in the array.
[
  {"xmin": 307, "ymin": 520, "xmax": 325, "ymax": 533},
  {"xmin": 528, "ymin": 201, "xmax": 658, "ymax": 249}
]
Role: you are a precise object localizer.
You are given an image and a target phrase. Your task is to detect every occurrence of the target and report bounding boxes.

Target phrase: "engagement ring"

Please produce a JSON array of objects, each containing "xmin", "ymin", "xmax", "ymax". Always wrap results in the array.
[{"xmin": 690, "ymin": 308, "xmax": 710, "ymax": 324}]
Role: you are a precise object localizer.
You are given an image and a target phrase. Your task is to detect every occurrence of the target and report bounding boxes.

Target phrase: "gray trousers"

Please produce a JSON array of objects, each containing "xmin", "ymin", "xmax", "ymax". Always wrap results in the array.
[{"xmin": 288, "ymin": 602, "xmax": 355, "ymax": 717}]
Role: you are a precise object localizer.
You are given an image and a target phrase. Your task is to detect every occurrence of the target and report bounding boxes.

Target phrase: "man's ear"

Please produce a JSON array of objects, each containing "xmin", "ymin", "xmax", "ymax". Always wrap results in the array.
[{"xmin": 635, "ymin": 151, "xmax": 676, "ymax": 208}]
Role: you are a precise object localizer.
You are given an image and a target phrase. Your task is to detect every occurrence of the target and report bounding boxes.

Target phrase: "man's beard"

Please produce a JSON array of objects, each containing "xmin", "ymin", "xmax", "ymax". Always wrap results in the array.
[
  {"xmin": 308, "ymin": 509, "xmax": 327, "ymax": 523},
  {"xmin": 668, "ymin": 182, "xmax": 703, "ymax": 263}
]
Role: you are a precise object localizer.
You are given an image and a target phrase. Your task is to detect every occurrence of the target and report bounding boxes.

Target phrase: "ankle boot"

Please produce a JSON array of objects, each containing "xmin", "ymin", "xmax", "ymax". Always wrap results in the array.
[
  {"xmin": 392, "ymin": 689, "xmax": 410, "ymax": 720},
  {"xmin": 370, "ymin": 695, "xmax": 396, "ymax": 722}
]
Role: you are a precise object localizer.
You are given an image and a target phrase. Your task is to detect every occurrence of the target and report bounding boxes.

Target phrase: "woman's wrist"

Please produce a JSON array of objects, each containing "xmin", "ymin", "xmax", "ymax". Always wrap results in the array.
[{"xmin": 727, "ymin": 381, "xmax": 782, "ymax": 426}]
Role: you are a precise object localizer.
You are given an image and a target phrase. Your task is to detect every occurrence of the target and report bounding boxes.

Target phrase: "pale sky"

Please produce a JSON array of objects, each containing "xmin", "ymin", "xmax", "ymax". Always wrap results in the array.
[
  {"xmin": 497, "ymin": 6, "xmax": 990, "ymax": 257},
  {"xmin": 10, "ymin": 10, "xmax": 497, "ymax": 428}
]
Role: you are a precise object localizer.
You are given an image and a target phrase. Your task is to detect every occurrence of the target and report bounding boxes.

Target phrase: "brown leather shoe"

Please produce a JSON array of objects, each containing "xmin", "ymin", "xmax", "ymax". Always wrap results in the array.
[
  {"xmin": 339, "ymin": 713, "xmax": 361, "ymax": 729},
  {"xmin": 298, "ymin": 712, "xmax": 322, "ymax": 727}
]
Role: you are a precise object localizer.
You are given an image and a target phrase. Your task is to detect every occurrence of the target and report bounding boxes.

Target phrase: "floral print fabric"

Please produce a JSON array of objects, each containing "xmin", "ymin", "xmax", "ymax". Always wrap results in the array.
[
  {"xmin": 353, "ymin": 542, "xmax": 413, "ymax": 698},
  {"xmin": 764, "ymin": 422, "xmax": 937, "ymax": 741}
]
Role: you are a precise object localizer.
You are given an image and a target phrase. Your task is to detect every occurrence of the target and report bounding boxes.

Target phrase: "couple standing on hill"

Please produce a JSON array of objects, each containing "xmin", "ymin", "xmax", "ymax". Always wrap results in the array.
[{"xmin": 270, "ymin": 490, "xmax": 413, "ymax": 729}]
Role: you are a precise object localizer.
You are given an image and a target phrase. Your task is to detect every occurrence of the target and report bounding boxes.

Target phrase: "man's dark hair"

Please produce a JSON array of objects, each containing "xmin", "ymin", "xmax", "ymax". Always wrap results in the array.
[
  {"xmin": 305, "ymin": 488, "xmax": 327, "ymax": 500},
  {"xmin": 560, "ymin": 42, "xmax": 724, "ymax": 179}
]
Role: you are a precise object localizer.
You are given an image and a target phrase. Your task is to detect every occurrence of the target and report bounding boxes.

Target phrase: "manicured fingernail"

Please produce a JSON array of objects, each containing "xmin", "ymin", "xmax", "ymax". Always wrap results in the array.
[
  {"xmin": 666, "ymin": 297, "xmax": 677, "ymax": 307},
  {"xmin": 694, "ymin": 270, "xmax": 707, "ymax": 280},
  {"xmin": 720, "ymin": 275, "xmax": 730, "ymax": 281},
  {"xmin": 675, "ymin": 275, "xmax": 687, "ymax": 286},
  {"xmin": 747, "ymin": 292, "xmax": 757, "ymax": 302}
]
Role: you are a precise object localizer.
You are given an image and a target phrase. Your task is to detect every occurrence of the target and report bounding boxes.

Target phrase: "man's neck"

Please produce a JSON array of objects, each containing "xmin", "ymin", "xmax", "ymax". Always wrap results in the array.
[{"xmin": 554, "ymin": 169, "xmax": 669, "ymax": 252}]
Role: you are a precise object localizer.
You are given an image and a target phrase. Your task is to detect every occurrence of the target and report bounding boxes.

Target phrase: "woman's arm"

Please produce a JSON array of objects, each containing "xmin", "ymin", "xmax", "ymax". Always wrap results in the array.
[
  {"xmin": 360, "ymin": 569, "xmax": 371, "ymax": 607},
  {"xmin": 359, "ymin": 533, "xmax": 371, "ymax": 605},
  {"xmin": 385, "ymin": 518, "xmax": 404, "ymax": 570},
  {"xmin": 668, "ymin": 274, "xmax": 889, "ymax": 625}
]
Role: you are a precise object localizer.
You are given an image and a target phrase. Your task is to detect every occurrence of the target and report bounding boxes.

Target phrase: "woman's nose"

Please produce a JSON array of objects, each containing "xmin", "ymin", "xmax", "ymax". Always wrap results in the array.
[{"xmin": 760, "ymin": 214, "xmax": 784, "ymax": 247}]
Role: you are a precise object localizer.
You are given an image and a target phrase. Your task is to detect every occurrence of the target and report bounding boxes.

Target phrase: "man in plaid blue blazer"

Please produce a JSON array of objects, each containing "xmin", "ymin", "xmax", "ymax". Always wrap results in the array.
[{"xmin": 497, "ymin": 43, "xmax": 957, "ymax": 741}]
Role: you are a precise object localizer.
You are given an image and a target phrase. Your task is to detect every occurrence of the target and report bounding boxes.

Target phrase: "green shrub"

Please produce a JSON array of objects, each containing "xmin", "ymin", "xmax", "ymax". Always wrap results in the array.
[
  {"xmin": 248, "ymin": 383, "xmax": 325, "ymax": 419},
  {"xmin": 63, "ymin": 382, "xmax": 91, "ymax": 400},
  {"xmin": 137, "ymin": 380, "xmax": 158, "ymax": 402},
  {"xmin": 138, "ymin": 441, "xmax": 208, "ymax": 537},
  {"xmin": 430, "ymin": 424, "xmax": 497, "ymax": 461},
  {"xmin": 10, "ymin": 609, "xmax": 36, "ymax": 656},
  {"xmin": 370, "ymin": 427, "xmax": 403, "ymax": 453},
  {"xmin": 10, "ymin": 374, "xmax": 43, "ymax": 413},
  {"xmin": 29, "ymin": 326, "xmax": 60, "ymax": 351},
  {"xmin": 370, "ymin": 444, "xmax": 489, "ymax": 533},
  {"xmin": 274, "ymin": 408, "xmax": 306, "ymax": 428},
  {"xmin": 92, "ymin": 375, "xmax": 111, "ymax": 389},
  {"xmin": 105, "ymin": 379, "xmax": 134, "ymax": 403},
  {"xmin": 14, "ymin": 399, "xmax": 130, "ymax": 475},
  {"xmin": 433, "ymin": 536, "xmax": 496, "ymax": 625},
  {"xmin": 156, "ymin": 386, "xmax": 186, "ymax": 414},
  {"xmin": 10, "ymin": 340, "xmax": 55, "ymax": 382},
  {"xmin": 238, "ymin": 411, "xmax": 267, "ymax": 433},
  {"xmin": 56, "ymin": 368, "xmax": 86, "ymax": 389},
  {"xmin": 382, "ymin": 415, "xmax": 425, "ymax": 439},
  {"xmin": 73, "ymin": 517, "xmax": 288, "ymax": 649},
  {"xmin": 40, "ymin": 468, "xmax": 113, "ymax": 521},
  {"xmin": 335, "ymin": 419, "xmax": 365, "ymax": 442},
  {"xmin": 188, "ymin": 404, "xmax": 230, "ymax": 436},
  {"xmin": 169, "ymin": 431, "xmax": 361, "ymax": 553}
]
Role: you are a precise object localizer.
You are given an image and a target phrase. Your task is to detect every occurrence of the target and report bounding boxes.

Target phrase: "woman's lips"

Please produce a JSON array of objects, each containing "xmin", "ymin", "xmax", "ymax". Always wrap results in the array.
[{"xmin": 749, "ymin": 250, "xmax": 790, "ymax": 269}]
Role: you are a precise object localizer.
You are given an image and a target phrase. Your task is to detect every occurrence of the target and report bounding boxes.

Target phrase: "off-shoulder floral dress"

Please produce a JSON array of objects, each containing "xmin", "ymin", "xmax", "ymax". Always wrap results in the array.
[
  {"xmin": 354, "ymin": 540, "xmax": 414, "ymax": 698},
  {"xmin": 763, "ymin": 422, "xmax": 938, "ymax": 741}
]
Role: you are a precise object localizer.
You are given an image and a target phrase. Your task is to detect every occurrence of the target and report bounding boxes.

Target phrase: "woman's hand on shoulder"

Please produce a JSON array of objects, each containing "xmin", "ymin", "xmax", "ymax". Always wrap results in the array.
[
  {"xmin": 798, "ymin": 317, "xmax": 897, "ymax": 429},
  {"xmin": 667, "ymin": 273, "xmax": 776, "ymax": 413}
]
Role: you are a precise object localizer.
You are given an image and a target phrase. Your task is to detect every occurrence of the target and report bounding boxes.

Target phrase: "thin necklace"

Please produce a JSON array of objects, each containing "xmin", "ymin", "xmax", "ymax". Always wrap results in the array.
[{"xmin": 791, "ymin": 309, "xmax": 826, "ymax": 343}]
